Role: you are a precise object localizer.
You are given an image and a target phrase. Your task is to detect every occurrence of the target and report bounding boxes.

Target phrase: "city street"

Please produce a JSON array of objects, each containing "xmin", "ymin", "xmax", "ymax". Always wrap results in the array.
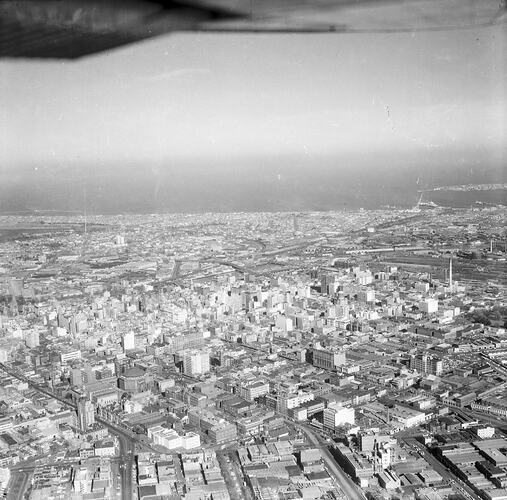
[{"xmin": 296, "ymin": 423, "xmax": 367, "ymax": 500}]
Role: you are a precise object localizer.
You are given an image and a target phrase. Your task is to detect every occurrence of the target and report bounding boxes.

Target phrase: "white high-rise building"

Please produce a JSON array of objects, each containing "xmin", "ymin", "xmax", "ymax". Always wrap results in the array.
[
  {"xmin": 183, "ymin": 350, "xmax": 210, "ymax": 376},
  {"xmin": 323, "ymin": 404, "xmax": 355, "ymax": 429},
  {"xmin": 77, "ymin": 398, "xmax": 95, "ymax": 431},
  {"xmin": 122, "ymin": 331, "xmax": 135, "ymax": 351},
  {"xmin": 410, "ymin": 353, "xmax": 443, "ymax": 376},
  {"xmin": 419, "ymin": 298, "xmax": 438, "ymax": 314}
]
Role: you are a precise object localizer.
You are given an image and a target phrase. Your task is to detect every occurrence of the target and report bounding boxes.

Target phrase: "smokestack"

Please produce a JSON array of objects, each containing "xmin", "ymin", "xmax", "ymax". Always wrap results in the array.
[
  {"xmin": 373, "ymin": 438, "xmax": 377, "ymax": 474},
  {"xmin": 449, "ymin": 256, "xmax": 453, "ymax": 292}
]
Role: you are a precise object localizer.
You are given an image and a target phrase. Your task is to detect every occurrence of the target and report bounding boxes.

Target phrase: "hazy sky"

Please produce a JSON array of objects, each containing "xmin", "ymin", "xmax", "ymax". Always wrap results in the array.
[
  {"xmin": 0, "ymin": 21, "xmax": 506, "ymax": 211},
  {"xmin": 2, "ymin": 23, "xmax": 506, "ymax": 163}
]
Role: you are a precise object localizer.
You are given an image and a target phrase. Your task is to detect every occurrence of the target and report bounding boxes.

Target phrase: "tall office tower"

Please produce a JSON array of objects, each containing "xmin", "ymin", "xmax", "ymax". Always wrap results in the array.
[
  {"xmin": 321, "ymin": 274, "xmax": 336, "ymax": 294},
  {"xmin": 323, "ymin": 404, "xmax": 355, "ymax": 429},
  {"xmin": 293, "ymin": 213, "xmax": 299, "ymax": 234},
  {"xmin": 419, "ymin": 298, "xmax": 439, "ymax": 314},
  {"xmin": 122, "ymin": 331, "xmax": 135, "ymax": 351},
  {"xmin": 410, "ymin": 353, "xmax": 443, "ymax": 376},
  {"xmin": 77, "ymin": 397, "xmax": 95, "ymax": 431},
  {"xmin": 183, "ymin": 350, "xmax": 210, "ymax": 377}
]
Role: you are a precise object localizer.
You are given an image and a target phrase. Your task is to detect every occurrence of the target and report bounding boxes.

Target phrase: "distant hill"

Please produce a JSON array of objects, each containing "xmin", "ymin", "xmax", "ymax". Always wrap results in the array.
[{"xmin": 426, "ymin": 189, "xmax": 507, "ymax": 208}]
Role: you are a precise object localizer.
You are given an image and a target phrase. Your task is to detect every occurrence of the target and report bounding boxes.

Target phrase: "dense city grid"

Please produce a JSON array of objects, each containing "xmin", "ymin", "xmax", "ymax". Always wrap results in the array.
[{"xmin": 0, "ymin": 207, "xmax": 506, "ymax": 500}]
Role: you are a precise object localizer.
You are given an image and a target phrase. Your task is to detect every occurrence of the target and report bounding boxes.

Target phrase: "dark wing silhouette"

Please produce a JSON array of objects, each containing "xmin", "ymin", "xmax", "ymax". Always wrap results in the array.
[
  {"xmin": 0, "ymin": 0, "xmax": 505, "ymax": 59},
  {"xmin": 0, "ymin": 0, "xmax": 241, "ymax": 59}
]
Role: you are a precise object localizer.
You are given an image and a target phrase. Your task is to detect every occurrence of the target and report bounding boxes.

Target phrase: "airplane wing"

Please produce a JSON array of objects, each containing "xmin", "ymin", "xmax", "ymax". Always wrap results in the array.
[
  {"xmin": 0, "ymin": 0, "xmax": 243, "ymax": 59},
  {"xmin": 0, "ymin": 0, "xmax": 505, "ymax": 59}
]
